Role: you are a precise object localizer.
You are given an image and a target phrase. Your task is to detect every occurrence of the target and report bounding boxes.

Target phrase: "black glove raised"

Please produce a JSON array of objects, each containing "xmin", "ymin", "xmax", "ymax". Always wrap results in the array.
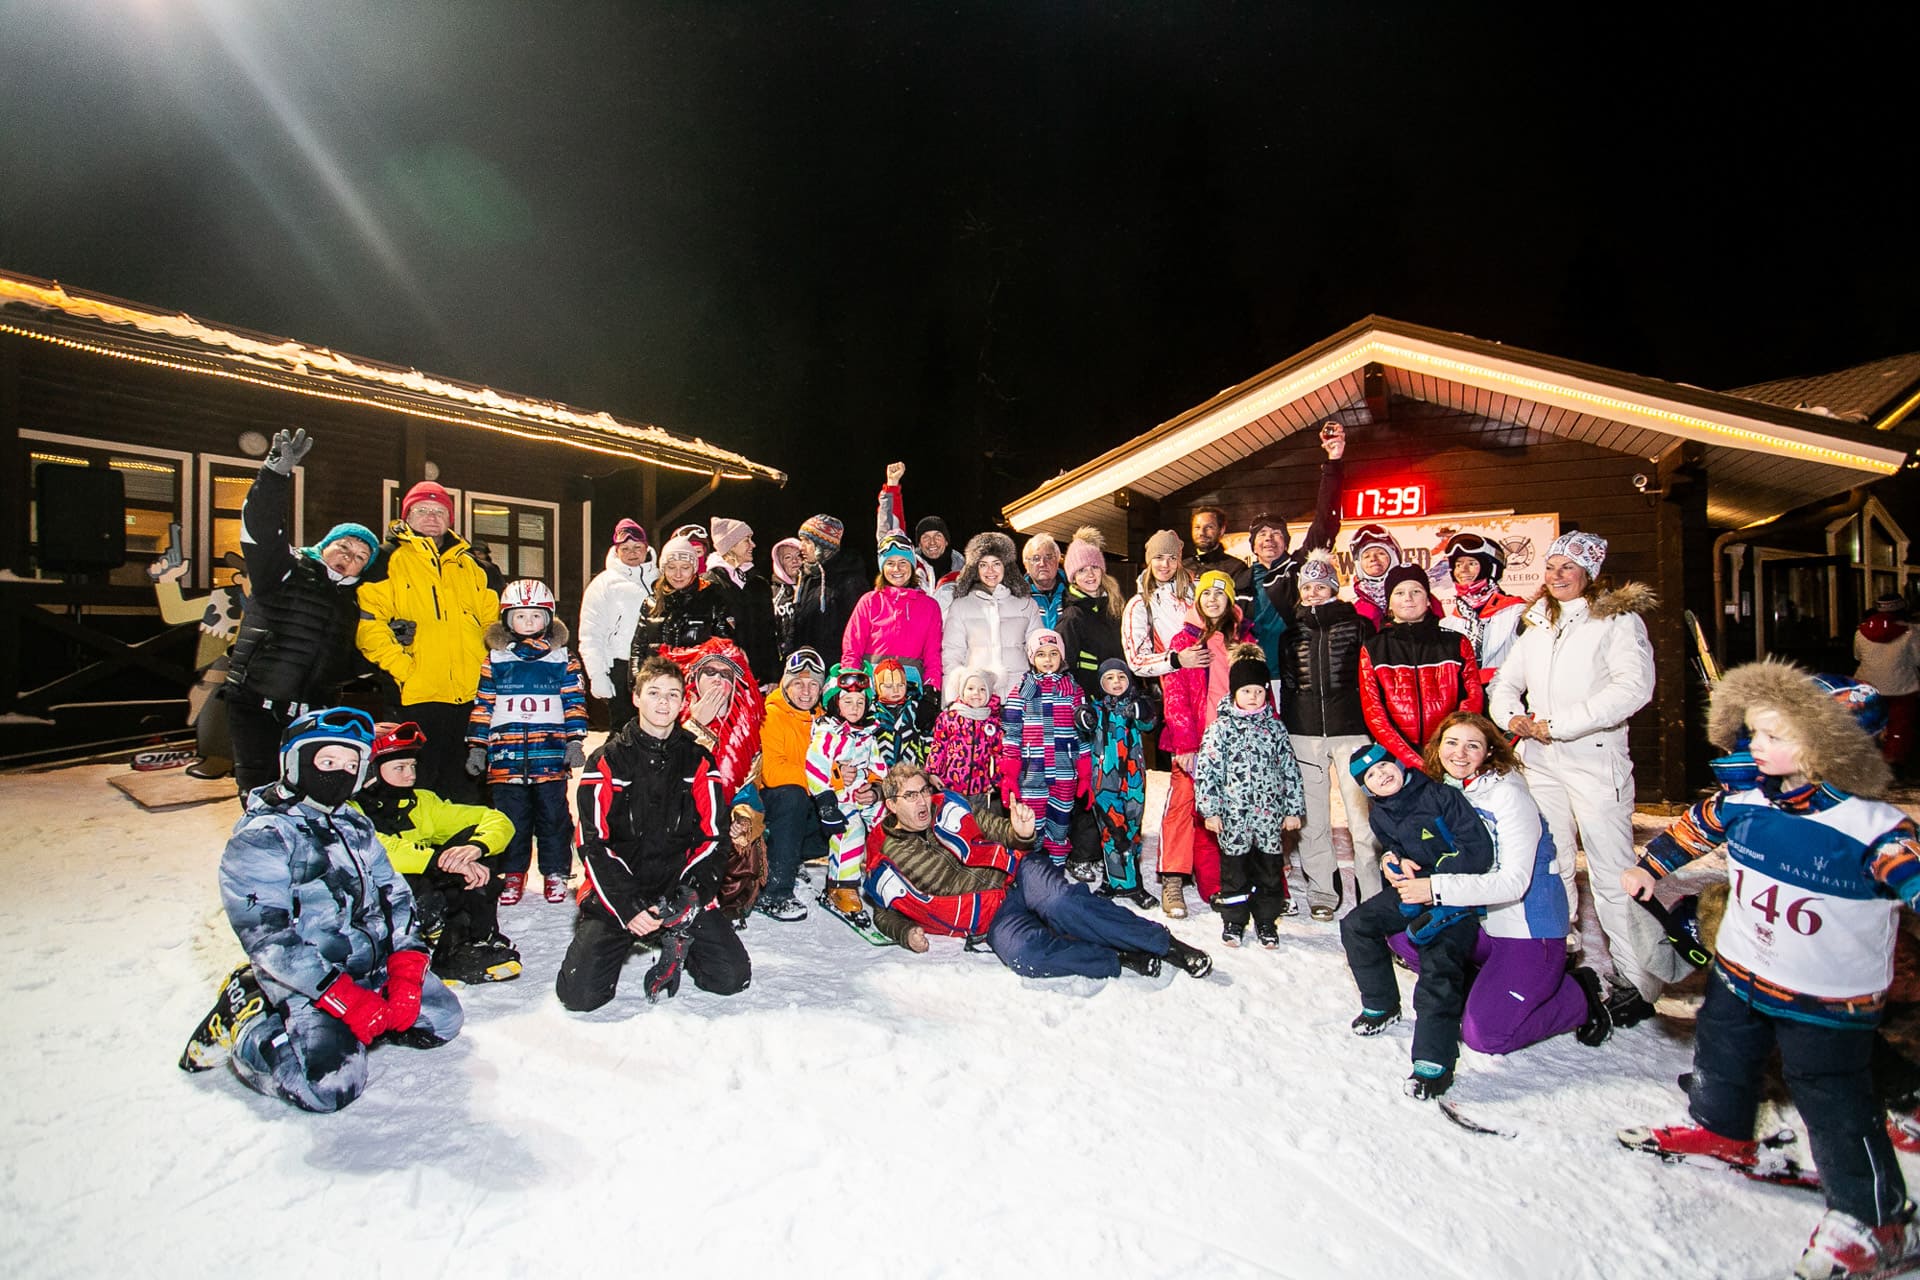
[{"xmin": 914, "ymin": 684, "xmax": 942, "ymax": 732}]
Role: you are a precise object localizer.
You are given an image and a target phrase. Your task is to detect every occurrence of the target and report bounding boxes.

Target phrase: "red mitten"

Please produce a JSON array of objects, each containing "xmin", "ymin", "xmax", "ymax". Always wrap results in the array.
[
  {"xmin": 1075, "ymin": 754, "xmax": 1092, "ymax": 798},
  {"xmin": 317, "ymin": 975, "xmax": 389, "ymax": 1045},
  {"xmin": 383, "ymin": 950, "xmax": 430, "ymax": 1032}
]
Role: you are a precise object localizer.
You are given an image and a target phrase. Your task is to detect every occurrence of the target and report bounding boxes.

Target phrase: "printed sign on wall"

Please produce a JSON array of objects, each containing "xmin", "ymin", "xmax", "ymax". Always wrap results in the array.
[{"xmin": 1224, "ymin": 511, "xmax": 1561, "ymax": 603}]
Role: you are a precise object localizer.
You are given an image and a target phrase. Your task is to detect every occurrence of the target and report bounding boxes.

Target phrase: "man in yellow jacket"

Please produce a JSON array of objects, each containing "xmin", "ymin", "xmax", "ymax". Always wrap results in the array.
[{"xmin": 356, "ymin": 481, "xmax": 501, "ymax": 801}]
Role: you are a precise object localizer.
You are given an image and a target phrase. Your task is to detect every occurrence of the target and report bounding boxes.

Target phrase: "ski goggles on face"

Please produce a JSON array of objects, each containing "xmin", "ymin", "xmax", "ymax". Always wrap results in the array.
[{"xmin": 784, "ymin": 648, "xmax": 826, "ymax": 678}]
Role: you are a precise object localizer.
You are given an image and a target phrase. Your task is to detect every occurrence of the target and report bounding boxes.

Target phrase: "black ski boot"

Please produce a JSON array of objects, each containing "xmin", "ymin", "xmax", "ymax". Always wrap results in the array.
[
  {"xmin": 1405, "ymin": 1062, "xmax": 1455, "ymax": 1100},
  {"xmin": 1117, "ymin": 949, "xmax": 1163, "ymax": 978},
  {"xmin": 1570, "ymin": 965, "xmax": 1613, "ymax": 1046},
  {"xmin": 1351, "ymin": 1007, "xmax": 1401, "ymax": 1036},
  {"xmin": 1255, "ymin": 921, "xmax": 1280, "ymax": 950},
  {"xmin": 1606, "ymin": 982, "xmax": 1658, "ymax": 1029},
  {"xmin": 1221, "ymin": 922, "xmax": 1245, "ymax": 948},
  {"xmin": 179, "ymin": 964, "xmax": 268, "ymax": 1072},
  {"xmin": 1164, "ymin": 937, "xmax": 1213, "ymax": 979}
]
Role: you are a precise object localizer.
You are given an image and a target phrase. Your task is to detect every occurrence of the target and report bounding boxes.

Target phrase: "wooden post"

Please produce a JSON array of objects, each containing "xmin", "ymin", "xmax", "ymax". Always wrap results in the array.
[
  {"xmin": 1646, "ymin": 442, "xmax": 1704, "ymax": 803},
  {"xmin": 0, "ymin": 339, "xmax": 23, "ymax": 579}
]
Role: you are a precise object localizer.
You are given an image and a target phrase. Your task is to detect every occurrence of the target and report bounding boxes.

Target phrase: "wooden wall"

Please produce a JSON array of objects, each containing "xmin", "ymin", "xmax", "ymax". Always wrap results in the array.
[
  {"xmin": 5, "ymin": 336, "xmax": 625, "ymax": 619},
  {"xmin": 1160, "ymin": 400, "xmax": 1704, "ymax": 801}
]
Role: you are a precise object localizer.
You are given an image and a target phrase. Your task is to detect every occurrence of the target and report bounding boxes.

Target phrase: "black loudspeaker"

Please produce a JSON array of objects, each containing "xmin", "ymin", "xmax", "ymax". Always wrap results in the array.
[{"xmin": 37, "ymin": 464, "xmax": 126, "ymax": 571}]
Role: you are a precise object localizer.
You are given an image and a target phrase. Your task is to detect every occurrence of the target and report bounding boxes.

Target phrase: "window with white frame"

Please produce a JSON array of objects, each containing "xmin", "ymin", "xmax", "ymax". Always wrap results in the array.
[{"xmin": 20, "ymin": 430, "xmax": 192, "ymax": 586}]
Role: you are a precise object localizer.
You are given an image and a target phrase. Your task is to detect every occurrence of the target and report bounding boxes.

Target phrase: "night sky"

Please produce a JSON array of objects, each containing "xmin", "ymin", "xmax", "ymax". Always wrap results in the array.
[{"xmin": 5, "ymin": 3, "xmax": 1916, "ymax": 541}]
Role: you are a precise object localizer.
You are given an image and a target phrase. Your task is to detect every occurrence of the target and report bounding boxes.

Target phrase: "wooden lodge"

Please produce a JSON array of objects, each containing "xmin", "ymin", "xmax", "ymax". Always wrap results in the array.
[
  {"xmin": 0, "ymin": 270, "xmax": 785, "ymax": 764},
  {"xmin": 1003, "ymin": 317, "xmax": 1918, "ymax": 802}
]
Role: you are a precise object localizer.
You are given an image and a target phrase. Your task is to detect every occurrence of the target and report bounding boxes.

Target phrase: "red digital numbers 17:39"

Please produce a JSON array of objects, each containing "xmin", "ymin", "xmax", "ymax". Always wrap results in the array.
[{"xmin": 1343, "ymin": 484, "xmax": 1427, "ymax": 521}]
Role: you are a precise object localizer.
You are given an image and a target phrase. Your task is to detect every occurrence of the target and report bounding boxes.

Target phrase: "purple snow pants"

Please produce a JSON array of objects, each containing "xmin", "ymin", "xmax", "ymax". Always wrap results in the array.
[{"xmin": 1388, "ymin": 930, "xmax": 1586, "ymax": 1055}]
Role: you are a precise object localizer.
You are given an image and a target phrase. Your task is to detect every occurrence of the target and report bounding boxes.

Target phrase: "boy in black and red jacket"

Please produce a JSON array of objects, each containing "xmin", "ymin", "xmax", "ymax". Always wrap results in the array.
[{"xmin": 555, "ymin": 656, "xmax": 751, "ymax": 1011}]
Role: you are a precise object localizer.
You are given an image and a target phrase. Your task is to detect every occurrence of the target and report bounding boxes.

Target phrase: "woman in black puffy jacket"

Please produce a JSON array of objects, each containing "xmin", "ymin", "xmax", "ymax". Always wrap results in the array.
[
  {"xmin": 1276, "ymin": 550, "xmax": 1381, "ymax": 917},
  {"xmin": 631, "ymin": 534, "xmax": 737, "ymax": 661}
]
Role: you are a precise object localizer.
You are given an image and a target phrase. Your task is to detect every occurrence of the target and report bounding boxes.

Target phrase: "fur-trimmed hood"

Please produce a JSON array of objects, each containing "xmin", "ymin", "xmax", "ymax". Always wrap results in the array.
[
  {"xmin": 1706, "ymin": 658, "xmax": 1892, "ymax": 799},
  {"xmin": 953, "ymin": 532, "xmax": 1027, "ymax": 599},
  {"xmin": 485, "ymin": 618, "xmax": 570, "ymax": 650},
  {"xmin": 1524, "ymin": 581, "xmax": 1657, "ymax": 627}
]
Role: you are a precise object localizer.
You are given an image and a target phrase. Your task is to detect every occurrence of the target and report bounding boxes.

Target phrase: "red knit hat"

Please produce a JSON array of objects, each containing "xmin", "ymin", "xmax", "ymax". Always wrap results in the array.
[{"xmin": 401, "ymin": 480, "xmax": 455, "ymax": 519}]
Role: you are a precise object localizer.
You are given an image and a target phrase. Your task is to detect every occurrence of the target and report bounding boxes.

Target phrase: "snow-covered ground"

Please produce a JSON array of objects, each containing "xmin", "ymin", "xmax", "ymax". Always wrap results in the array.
[{"xmin": 1, "ymin": 763, "xmax": 1851, "ymax": 1279}]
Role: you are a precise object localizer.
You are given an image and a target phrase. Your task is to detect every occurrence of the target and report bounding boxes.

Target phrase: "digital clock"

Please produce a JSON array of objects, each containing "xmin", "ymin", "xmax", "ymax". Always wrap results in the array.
[{"xmin": 1343, "ymin": 484, "xmax": 1427, "ymax": 521}]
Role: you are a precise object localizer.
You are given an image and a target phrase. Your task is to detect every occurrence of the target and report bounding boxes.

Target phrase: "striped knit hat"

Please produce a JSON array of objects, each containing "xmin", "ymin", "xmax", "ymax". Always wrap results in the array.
[{"xmin": 799, "ymin": 514, "xmax": 844, "ymax": 554}]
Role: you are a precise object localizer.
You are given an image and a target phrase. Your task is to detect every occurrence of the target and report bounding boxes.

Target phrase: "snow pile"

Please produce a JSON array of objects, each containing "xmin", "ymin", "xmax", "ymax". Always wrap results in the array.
[{"xmin": 0, "ymin": 766, "xmax": 1851, "ymax": 1278}]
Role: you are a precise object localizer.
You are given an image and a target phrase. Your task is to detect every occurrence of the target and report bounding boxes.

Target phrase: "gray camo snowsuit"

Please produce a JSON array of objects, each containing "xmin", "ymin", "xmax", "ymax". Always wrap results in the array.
[{"xmin": 218, "ymin": 786, "xmax": 462, "ymax": 1112}]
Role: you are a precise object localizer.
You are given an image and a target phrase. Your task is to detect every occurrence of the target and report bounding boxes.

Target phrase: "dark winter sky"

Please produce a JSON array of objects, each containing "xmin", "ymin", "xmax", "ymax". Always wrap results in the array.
[{"xmin": 4, "ymin": 3, "xmax": 1917, "ymax": 539}]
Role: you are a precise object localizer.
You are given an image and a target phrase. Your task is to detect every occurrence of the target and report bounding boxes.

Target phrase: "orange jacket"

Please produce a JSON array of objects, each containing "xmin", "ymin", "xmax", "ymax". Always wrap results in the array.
[{"xmin": 759, "ymin": 686, "xmax": 820, "ymax": 790}]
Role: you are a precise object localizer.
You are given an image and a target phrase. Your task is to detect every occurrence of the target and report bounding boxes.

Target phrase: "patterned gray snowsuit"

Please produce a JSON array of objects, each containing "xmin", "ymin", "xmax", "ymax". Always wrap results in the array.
[
  {"xmin": 218, "ymin": 787, "xmax": 462, "ymax": 1112},
  {"xmin": 1193, "ymin": 699, "xmax": 1307, "ymax": 929}
]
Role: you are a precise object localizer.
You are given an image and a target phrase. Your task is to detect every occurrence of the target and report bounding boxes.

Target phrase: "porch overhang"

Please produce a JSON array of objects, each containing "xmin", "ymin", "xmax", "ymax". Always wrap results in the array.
[{"xmin": 1004, "ymin": 317, "xmax": 1909, "ymax": 535}]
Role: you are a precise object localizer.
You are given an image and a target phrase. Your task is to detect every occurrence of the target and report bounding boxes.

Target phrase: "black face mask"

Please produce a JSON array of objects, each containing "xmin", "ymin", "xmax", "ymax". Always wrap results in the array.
[
  {"xmin": 296, "ymin": 768, "xmax": 361, "ymax": 810},
  {"xmin": 354, "ymin": 778, "xmax": 415, "ymax": 829}
]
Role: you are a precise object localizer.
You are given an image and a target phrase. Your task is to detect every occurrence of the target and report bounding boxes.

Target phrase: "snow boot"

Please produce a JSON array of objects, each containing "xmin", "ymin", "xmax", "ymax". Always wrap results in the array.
[
  {"xmin": 826, "ymin": 884, "xmax": 865, "ymax": 916},
  {"xmin": 1310, "ymin": 904, "xmax": 1337, "ymax": 922},
  {"xmin": 1795, "ymin": 1203, "xmax": 1920, "ymax": 1279},
  {"xmin": 1606, "ymin": 981, "xmax": 1657, "ymax": 1028},
  {"xmin": 1221, "ymin": 922, "xmax": 1245, "ymax": 948},
  {"xmin": 1159, "ymin": 874, "xmax": 1188, "ymax": 919},
  {"xmin": 1164, "ymin": 937, "xmax": 1213, "ymax": 979},
  {"xmin": 1277, "ymin": 895, "xmax": 1300, "ymax": 918},
  {"xmin": 1570, "ymin": 965, "xmax": 1613, "ymax": 1046},
  {"xmin": 756, "ymin": 893, "xmax": 808, "ymax": 923},
  {"xmin": 1117, "ymin": 949, "xmax": 1163, "ymax": 978},
  {"xmin": 1255, "ymin": 920, "xmax": 1280, "ymax": 949},
  {"xmin": 1351, "ymin": 1007, "xmax": 1401, "ymax": 1036},
  {"xmin": 498, "ymin": 873, "xmax": 526, "ymax": 906},
  {"xmin": 543, "ymin": 873, "xmax": 570, "ymax": 904},
  {"xmin": 1098, "ymin": 883, "xmax": 1158, "ymax": 910},
  {"xmin": 1067, "ymin": 860, "xmax": 1100, "ymax": 884},
  {"xmin": 437, "ymin": 935, "xmax": 522, "ymax": 985},
  {"xmin": 1404, "ymin": 1061, "xmax": 1455, "ymax": 1100},
  {"xmin": 178, "ymin": 964, "xmax": 267, "ymax": 1072}
]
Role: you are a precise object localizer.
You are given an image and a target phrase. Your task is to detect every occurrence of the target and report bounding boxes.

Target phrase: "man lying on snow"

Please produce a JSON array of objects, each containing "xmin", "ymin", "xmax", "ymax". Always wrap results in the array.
[
  {"xmin": 862, "ymin": 762, "xmax": 1213, "ymax": 980},
  {"xmin": 179, "ymin": 707, "xmax": 463, "ymax": 1113}
]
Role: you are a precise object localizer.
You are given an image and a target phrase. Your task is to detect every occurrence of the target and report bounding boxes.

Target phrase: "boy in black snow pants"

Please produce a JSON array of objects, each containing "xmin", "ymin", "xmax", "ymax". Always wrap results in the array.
[
  {"xmin": 1338, "ymin": 743, "xmax": 1493, "ymax": 1099},
  {"xmin": 556, "ymin": 657, "xmax": 751, "ymax": 1011}
]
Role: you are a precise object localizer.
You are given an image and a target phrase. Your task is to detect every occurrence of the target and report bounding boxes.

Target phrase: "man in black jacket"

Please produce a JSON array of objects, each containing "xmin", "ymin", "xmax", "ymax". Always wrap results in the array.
[
  {"xmin": 222, "ymin": 429, "xmax": 379, "ymax": 794},
  {"xmin": 1231, "ymin": 420, "xmax": 1347, "ymax": 695},
  {"xmin": 1278, "ymin": 551, "xmax": 1379, "ymax": 919},
  {"xmin": 556, "ymin": 656, "xmax": 751, "ymax": 1011}
]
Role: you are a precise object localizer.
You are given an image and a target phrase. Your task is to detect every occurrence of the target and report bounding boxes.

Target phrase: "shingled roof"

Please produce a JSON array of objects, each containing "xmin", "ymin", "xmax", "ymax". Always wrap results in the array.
[{"xmin": 1726, "ymin": 351, "xmax": 1920, "ymax": 430}]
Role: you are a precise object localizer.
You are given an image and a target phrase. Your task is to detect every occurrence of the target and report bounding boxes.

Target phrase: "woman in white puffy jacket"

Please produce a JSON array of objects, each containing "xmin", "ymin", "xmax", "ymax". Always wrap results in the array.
[
  {"xmin": 576, "ymin": 522, "xmax": 658, "ymax": 730},
  {"xmin": 1488, "ymin": 531, "xmax": 1684, "ymax": 1022},
  {"xmin": 941, "ymin": 532, "xmax": 1041, "ymax": 701},
  {"xmin": 1120, "ymin": 528, "xmax": 1194, "ymax": 681}
]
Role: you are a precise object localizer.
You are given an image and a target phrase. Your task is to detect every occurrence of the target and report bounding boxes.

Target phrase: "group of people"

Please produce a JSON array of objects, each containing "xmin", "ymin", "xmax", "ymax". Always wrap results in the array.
[{"xmin": 173, "ymin": 424, "xmax": 1920, "ymax": 1279}]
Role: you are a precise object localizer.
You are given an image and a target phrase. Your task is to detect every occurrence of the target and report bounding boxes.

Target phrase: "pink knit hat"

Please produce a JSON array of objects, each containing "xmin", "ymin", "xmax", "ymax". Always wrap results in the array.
[
  {"xmin": 711, "ymin": 517, "xmax": 753, "ymax": 557},
  {"xmin": 1026, "ymin": 628, "xmax": 1064, "ymax": 661},
  {"xmin": 1064, "ymin": 526, "xmax": 1105, "ymax": 579}
]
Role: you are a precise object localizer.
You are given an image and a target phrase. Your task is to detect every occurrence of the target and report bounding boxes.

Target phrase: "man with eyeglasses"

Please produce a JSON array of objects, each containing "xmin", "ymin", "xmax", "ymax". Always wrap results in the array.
[
  {"xmin": 864, "ymin": 763, "xmax": 1213, "ymax": 980},
  {"xmin": 754, "ymin": 648, "xmax": 830, "ymax": 921}
]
